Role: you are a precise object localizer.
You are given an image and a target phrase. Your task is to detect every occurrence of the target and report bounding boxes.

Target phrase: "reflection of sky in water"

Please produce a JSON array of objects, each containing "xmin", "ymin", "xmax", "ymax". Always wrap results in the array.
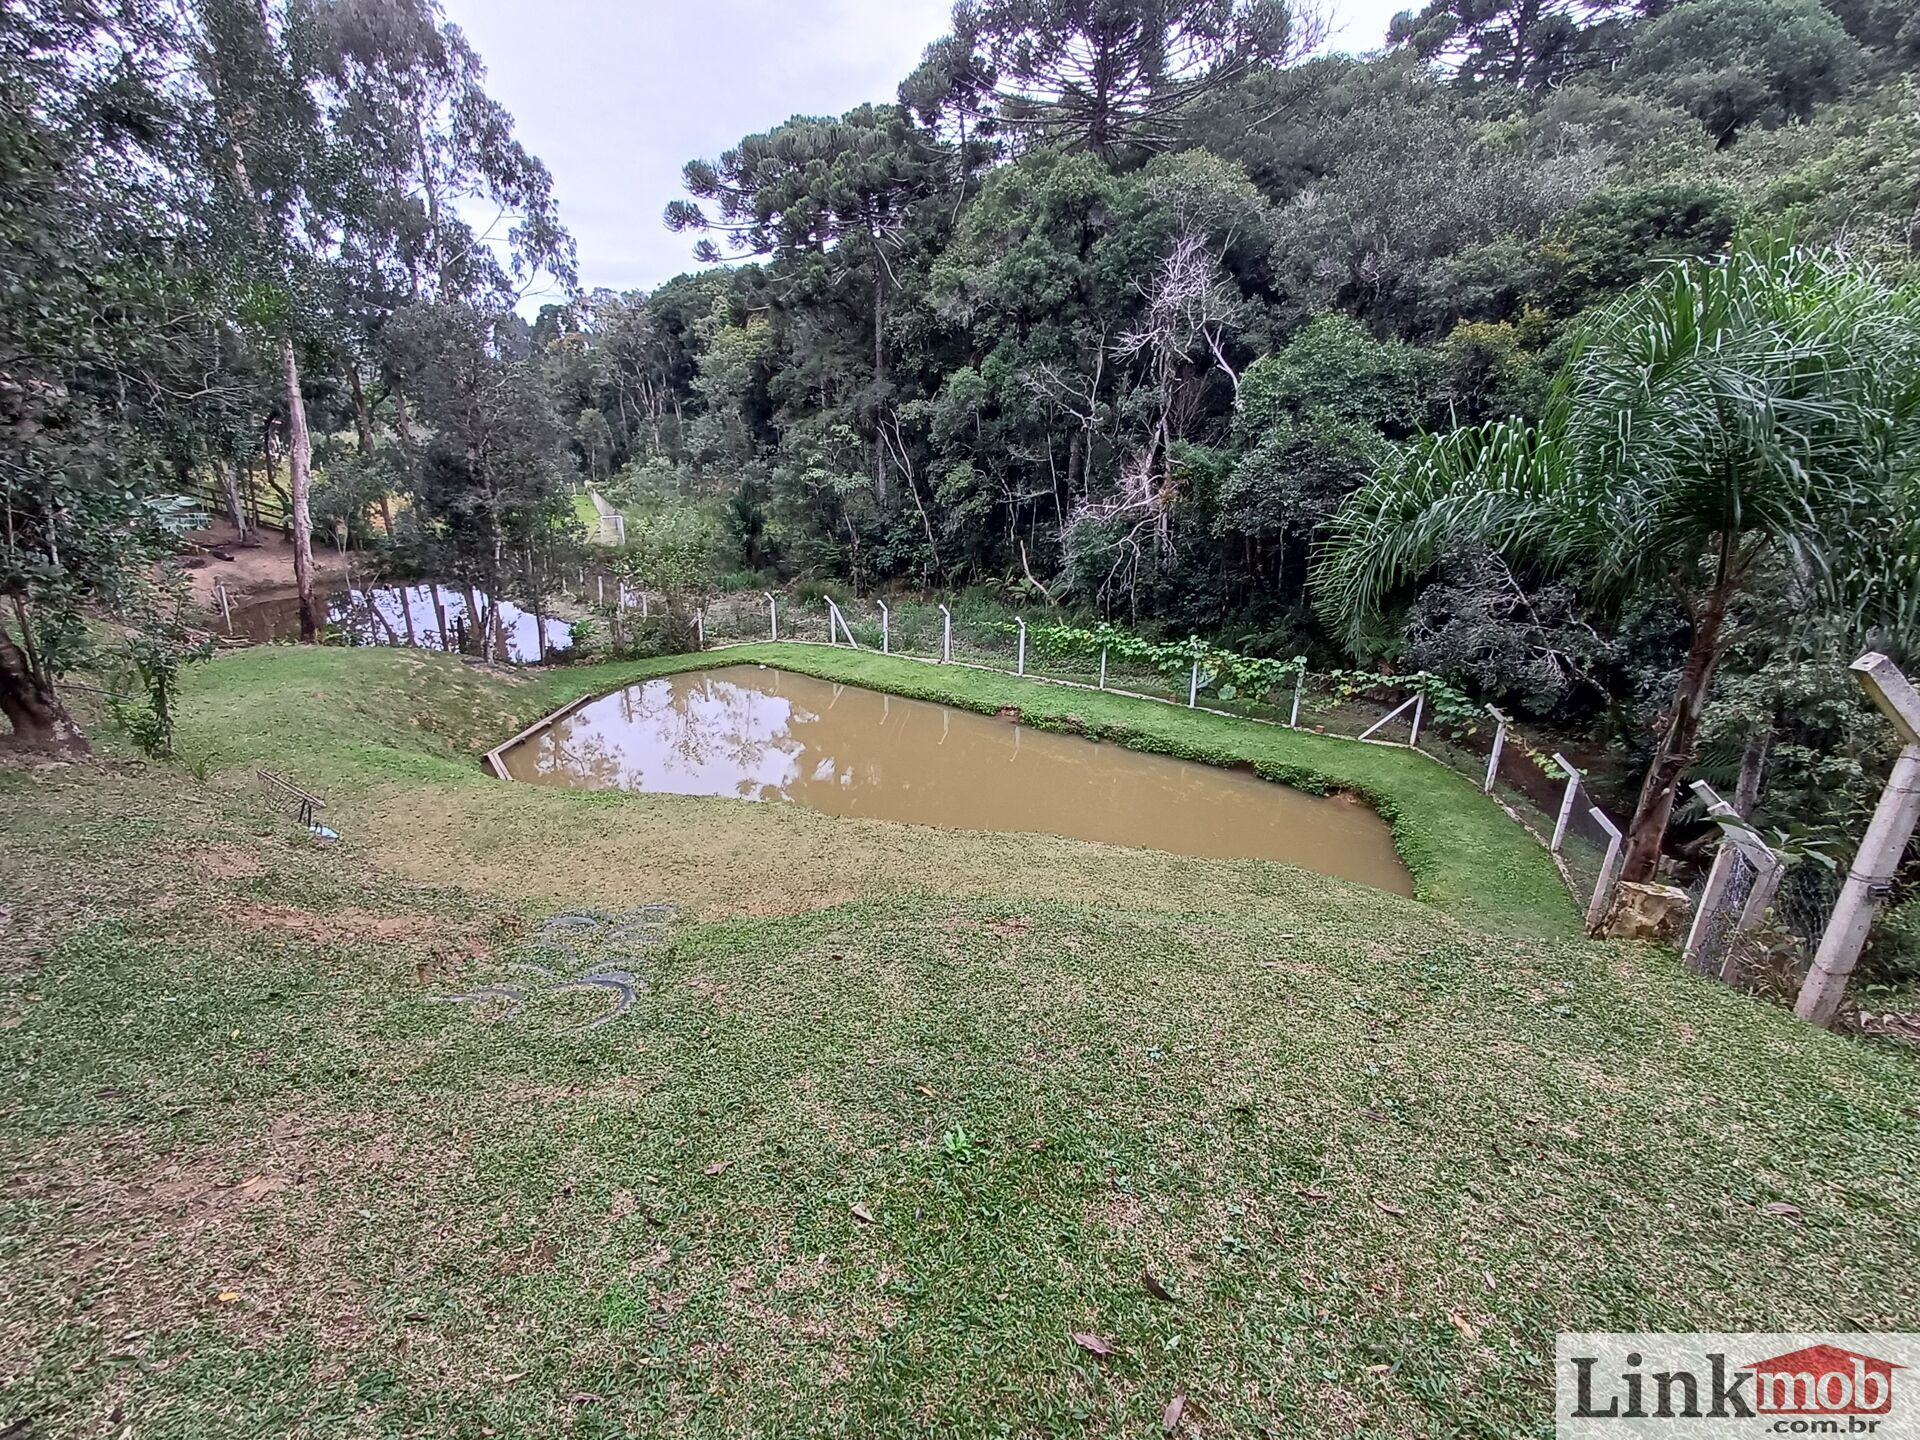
[
  {"xmin": 236, "ymin": 583, "xmax": 569, "ymax": 662},
  {"xmin": 513, "ymin": 677, "xmax": 807, "ymax": 797},
  {"xmin": 500, "ymin": 666, "xmax": 1415, "ymax": 893}
]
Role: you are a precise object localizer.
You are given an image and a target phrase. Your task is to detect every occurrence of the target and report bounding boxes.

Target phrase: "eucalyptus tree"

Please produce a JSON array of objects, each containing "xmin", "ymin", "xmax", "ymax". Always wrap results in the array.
[
  {"xmin": 1316, "ymin": 244, "xmax": 1920, "ymax": 883},
  {"xmin": 193, "ymin": 0, "xmax": 335, "ymax": 639},
  {"xmin": 298, "ymin": 0, "xmax": 575, "ymax": 534},
  {"xmin": 302, "ymin": 0, "xmax": 575, "ymax": 308}
]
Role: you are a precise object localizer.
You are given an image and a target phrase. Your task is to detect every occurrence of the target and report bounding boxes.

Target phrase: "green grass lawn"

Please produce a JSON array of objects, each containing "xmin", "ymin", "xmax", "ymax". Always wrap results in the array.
[{"xmin": 2, "ymin": 644, "xmax": 1915, "ymax": 1438}]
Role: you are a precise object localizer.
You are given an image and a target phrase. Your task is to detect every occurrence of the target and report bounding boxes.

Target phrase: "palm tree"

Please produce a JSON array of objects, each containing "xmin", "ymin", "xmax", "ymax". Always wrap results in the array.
[{"xmin": 1316, "ymin": 243, "xmax": 1920, "ymax": 884}]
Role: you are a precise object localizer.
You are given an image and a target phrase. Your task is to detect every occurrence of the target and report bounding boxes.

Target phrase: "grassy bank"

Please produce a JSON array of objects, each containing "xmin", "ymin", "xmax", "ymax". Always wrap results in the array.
[{"xmin": 3, "ymin": 644, "xmax": 1915, "ymax": 1437}]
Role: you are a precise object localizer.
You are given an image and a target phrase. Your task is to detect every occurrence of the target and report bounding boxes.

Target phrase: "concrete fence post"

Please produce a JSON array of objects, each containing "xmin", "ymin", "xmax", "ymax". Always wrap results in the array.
[
  {"xmin": 1188, "ymin": 661, "xmax": 1199, "ymax": 708},
  {"xmin": 216, "ymin": 582, "xmax": 233, "ymax": 634},
  {"xmin": 1551, "ymin": 754, "xmax": 1584, "ymax": 854},
  {"xmin": 1484, "ymin": 706, "xmax": 1507, "ymax": 794},
  {"xmin": 695, "ymin": 607, "xmax": 705, "ymax": 649},
  {"xmin": 878, "ymin": 601, "xmax": 890, "ymax": 655},
  {"xmin": 1289, "ymin": 669, "xmax": 1305, "ymax": 729},
  {"xmin": 1799, "ymin": 658, "xmax": 1920, "ymax": 1025},
  {"xmin": 764, "ymin": 591, "xmax": 777, "ymax": 642},
  {"xmin": 1098, "ymin": 647, "xmax": 1107, "ymax": 690},
  {"xmin": 596, "ymin": 576, "xmax": 604, "ymax": 606},
  {"xmin": 1409, "ymin": 692, "xmax": 1425, "ymax": 749},
  {"xmin": 1016, "ymin": 618, "xmax": 1027, "ymax": 676},
  {"xmin": 939, "ymin": 604, "xmax": 952, "ymax": 663},
  {"xmin": 1584, "ymin": 807, "xmax": 1625, "ymax": 934}
]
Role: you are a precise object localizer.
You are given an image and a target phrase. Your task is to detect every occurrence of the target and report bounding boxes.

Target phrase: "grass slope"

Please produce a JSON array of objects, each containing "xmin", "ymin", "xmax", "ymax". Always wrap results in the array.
[{"xmin": 2, "ymin": 644, "xmax": 1915, "ymax": 1438}]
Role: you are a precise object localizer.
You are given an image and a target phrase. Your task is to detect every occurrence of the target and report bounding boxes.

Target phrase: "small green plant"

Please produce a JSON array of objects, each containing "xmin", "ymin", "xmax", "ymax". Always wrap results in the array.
[
  {"xmin": 941, "ymin": 1124, "xmax": 975, "ymax": 1163},
  {"xmin": 105, "ymin": 627, "xmax": 215, "ymax": 758}
]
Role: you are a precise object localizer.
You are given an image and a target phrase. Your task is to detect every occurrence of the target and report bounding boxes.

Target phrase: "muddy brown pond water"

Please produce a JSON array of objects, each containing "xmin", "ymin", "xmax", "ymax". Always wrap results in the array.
[{"xmin": 499, "ymin": 666, "xmax": 1413, "ymax": 894}]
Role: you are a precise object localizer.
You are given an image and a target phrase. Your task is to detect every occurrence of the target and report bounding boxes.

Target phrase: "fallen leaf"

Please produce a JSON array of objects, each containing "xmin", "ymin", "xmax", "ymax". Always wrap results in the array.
[
  {"xmin": 237, "ymin": 1174, "xmax": 289, "ymax": 1201},
  {"xmin": 215, "ymin": 1291, "xmax": 241, "ymax": 1303},
  {"xmin": 849, "ymin": 1203, "xmax": 875, "ymax": 1225},
  {"xmin": 0, "ymin": 1018, "xmax": 20, "ymax": 1031},
  {"xmin": 1763, "ymin": 1201, "xmax": 1802, "ymax": 1217},
  {"xmin": 1374, "ymin": 1200, "xmax": 1406, "ymax": 1217},
  {"xmin": 914, "ymin": 1084, "xmax": 936, "ymax": 1097},
  {"xmin": 1294, "ymin": 1186, "xmax": 1330, "ymax": 1201},
  {"xmin": 565, "ymin": 1392, "xmax": 603, "ymax": 1406},
  {"xmin": 1162, "ymin": 1394, "xmax": 1187, "ymax": 1432},
  {"xmin": 703, "ymin": 1161, "xmax": 728, "ymax": 1177},
  {"xmin": 1367, "ymin": 1363, "xmax": 1393, "ymax": 1377},
  {"xmin": 499, "ymin": 1372, "xmax": 526, "ymax": 1385},
  {"xmin": 1141, "ymin": 1270, "xmax": 1178, "ymax": 1304},
  {"xmin": 1071, "ymin": 1331, "xmax": 1116, "ymax": 1358},
  {"xmin": 1447, "ymin": 1309, "xmax": 1479, "ymax": 1340}
]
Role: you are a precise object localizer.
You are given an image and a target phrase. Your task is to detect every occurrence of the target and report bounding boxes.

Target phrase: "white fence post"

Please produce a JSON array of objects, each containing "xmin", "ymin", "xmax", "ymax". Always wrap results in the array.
[
  {"xmin": 1016, "ymin": 618, "xmax": 1026, "ymax": 676},
  {"xmin": 1551, "ymin": 754, "xmax": 1583, "ymax": 854},
  {"xmin": 596, "ymin": 575, "xmax": 604, "ymax": 605},
  {"xmin": 1290, "ymin": 669, "xmax": 1304, "ymax": 729},
  {"xmin": 1799, "ymin": 654, "xmax": 1920, "ymax": 1025},
  {"xmin": 879, "ymin": 601, "xmax": 890, "ymax": 655},
  {"xmin": 764, "ymin": 591, "xmax": 777, "ymax": 642},
  {"xmin": 1584, "ymin": 806, "xmax": 1625, "ymax": 933},
  {"xmin": 216, "ymin": 582, "xmax": 233, "ymax": 634},
  {"xmin": 1188, "ymin": 661, "xmax": 1199, "ymax": 708},
  {"xmin": 1409, "ymin": 692, "xmax": 1424, "ymax": 748},
  {"xmin": 1484, "ymin": 706, "xmax": 1507, "ymax": 794},
  {"xmin": 1358, "ymin": 693, "xmax": 1420, "ymax": 742},
  {"xmin": 939, "ymin": 604, "xmax": 951, "ymax": 663},
  {"xmin": 831, "ymin": 599, "xmax": 859, "ymax": 648},
  {"xmin": 641, "ymin": 592, "xmax": 649, "ymax": 619},
  {"xmin": 695, "ymin": 607, "xmax": 705, "ymax": 649},
  {"xmin": 1098, "ymin": 647, "xmax": 1107, "ymax": 690}
]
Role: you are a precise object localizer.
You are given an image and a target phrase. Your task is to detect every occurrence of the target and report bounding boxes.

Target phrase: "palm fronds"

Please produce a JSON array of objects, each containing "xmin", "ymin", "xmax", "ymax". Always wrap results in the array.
[{"xmin": 1315, "ymin": 241, "xmax": 1920, "ymax": 640}]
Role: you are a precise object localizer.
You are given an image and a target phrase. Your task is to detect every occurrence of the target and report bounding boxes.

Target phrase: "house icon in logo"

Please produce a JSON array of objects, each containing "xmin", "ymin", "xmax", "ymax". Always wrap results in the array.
[{"xmin": 1745, "ymin": 1344, "xmax": 1903, "ymax": 1416}]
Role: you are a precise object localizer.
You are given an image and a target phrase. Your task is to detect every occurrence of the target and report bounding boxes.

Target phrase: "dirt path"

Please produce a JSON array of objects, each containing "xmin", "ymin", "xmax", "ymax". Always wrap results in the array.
[{"xmin": 180, "ymin": 519, "xmax": 355, "ymax": 606}]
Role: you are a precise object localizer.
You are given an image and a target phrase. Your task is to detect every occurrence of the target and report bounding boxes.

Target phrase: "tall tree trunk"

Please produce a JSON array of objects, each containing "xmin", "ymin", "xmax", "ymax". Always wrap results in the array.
[
  {"xmin": 1619, "ymin": 549, "xmax": 1739, "ymax": 883},
  {"xmin": 277, "ymin": 331, "xmax": 320, "ymax": 642},
  {"xmin": 218, "ymin": 459, "xmax": 247, "ymax": 536},
  {"xmin": 212, "ymin": 68, "xmax": 318, "ymax": 640},
  {"xmin": 0, "ymin": 622, "xmax": 86, "ymax": 752},
  {"xmin": 1734, "ymin": 724, "xmax": 1771, "ymax": 817}
]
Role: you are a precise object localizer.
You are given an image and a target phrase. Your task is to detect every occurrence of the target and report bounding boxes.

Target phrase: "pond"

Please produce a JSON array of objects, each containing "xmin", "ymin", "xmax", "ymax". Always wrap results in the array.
[
  {"xmin": 231, "ymin": 582, "xmax": 572, "ymax": 664},
  {"xmin": 498, "ymin": 665, "xmax": 1413, "ymax": 894}
]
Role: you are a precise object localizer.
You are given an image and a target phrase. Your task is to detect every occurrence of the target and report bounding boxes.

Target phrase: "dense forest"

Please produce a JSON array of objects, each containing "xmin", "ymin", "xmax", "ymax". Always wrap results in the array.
[{"xmin": 3, "ymin": 0, "xmax": 1919, "ymax": 908}]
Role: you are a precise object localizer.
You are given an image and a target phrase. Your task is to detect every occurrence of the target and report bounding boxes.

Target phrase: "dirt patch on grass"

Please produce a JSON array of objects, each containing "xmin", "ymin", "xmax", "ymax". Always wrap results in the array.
[
  {"xmin": 2, "ymin": 1106, "xmax": 433, "ymax": 1367},
  {"xmin": 233, "ymin": 900, "xmax": 442, "ymax": 945},
  {"xmin": 196, "ymin": 844, "xmax": 267, "ymax": 880}
]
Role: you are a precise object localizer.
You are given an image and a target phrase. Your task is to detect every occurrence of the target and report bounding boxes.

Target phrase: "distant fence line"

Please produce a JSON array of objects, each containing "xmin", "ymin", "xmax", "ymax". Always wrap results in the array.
[{"xmin": 643, "ymin": 587, "xmax": 1632, "ymax": 928}]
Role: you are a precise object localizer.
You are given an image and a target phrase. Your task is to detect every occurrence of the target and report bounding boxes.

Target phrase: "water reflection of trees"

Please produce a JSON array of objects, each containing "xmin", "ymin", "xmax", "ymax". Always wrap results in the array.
[
  {"xmin": 302, "ymin": 583, "xmax": 569, "ymax": 663},
  {"xmin": 513, "ymin": 675, "xmax": 811, "ymax": 799}
]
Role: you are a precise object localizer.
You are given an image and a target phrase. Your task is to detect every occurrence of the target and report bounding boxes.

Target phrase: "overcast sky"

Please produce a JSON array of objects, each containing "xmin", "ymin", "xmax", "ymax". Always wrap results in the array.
[{"xmin": 439, "ymin": 0, "xmax": 1407, "ymax": 305}]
